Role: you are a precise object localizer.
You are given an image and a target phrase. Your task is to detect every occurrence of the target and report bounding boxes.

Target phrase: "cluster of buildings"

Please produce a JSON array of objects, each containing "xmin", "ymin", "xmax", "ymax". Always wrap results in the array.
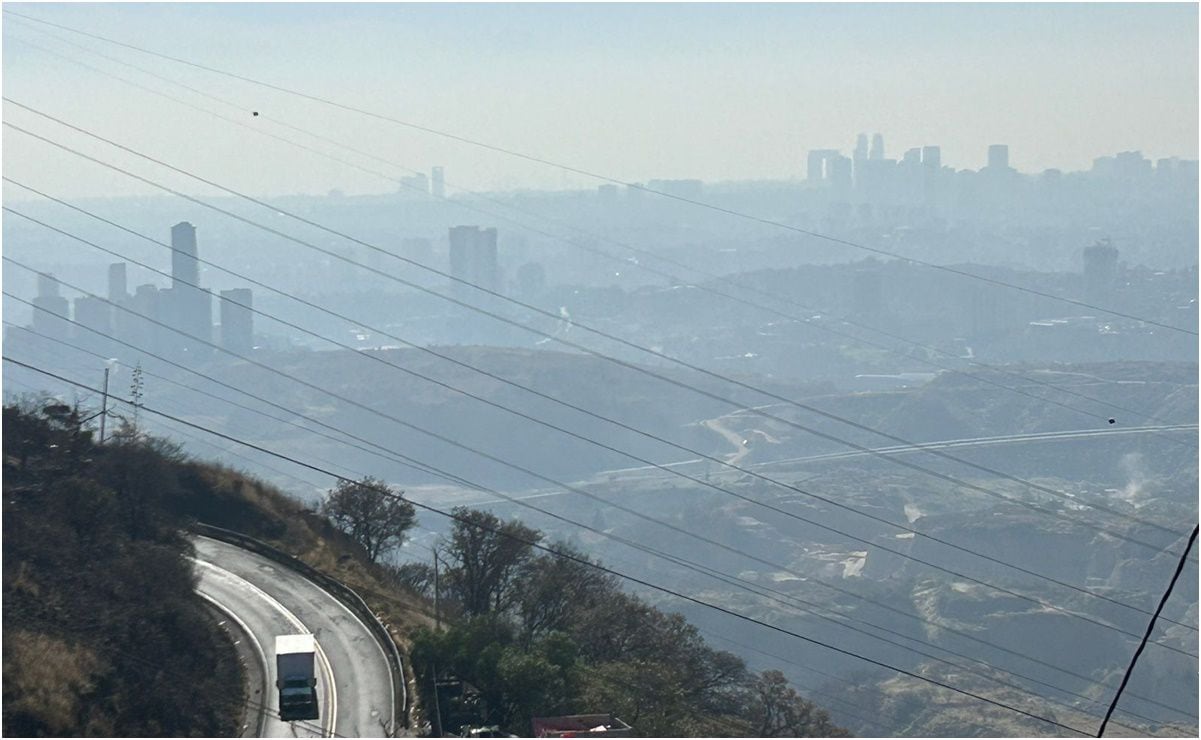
[
  {"xmin": 398, "ymin": 166, "xmax": 447, "ymax": 200},
  {"xmin": 16, "ymin": 222, "xmax": 255, "ymax": 365},
  {"xmin": 802, "ymin": 132, "xmax": 1198, "ymax": 217}
]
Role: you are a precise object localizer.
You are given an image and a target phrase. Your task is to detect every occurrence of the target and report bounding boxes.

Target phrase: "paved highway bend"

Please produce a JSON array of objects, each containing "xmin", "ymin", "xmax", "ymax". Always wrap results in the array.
[{"xmin": 193, "ymin": 536, "xmax": 399, "ymax": 738}]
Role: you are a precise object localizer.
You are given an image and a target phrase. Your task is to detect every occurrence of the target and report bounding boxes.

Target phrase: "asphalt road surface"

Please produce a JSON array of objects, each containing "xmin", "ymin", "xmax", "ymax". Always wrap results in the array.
[{"xmin": 194, "ymin": 536, "xmax": 397, "ymax": 738}]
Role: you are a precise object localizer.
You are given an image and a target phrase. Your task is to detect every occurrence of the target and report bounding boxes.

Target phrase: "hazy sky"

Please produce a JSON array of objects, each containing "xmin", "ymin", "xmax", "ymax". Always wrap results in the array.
[{"xmin": 3, "ymin": 2, "xmax": 1198, "ymax": 198}]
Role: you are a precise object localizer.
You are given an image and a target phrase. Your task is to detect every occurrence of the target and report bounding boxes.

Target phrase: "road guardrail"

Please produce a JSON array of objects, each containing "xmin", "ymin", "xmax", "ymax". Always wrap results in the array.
[{"xmin": 192, "ymin": 522, "xmax": 408, "ymax": 733}]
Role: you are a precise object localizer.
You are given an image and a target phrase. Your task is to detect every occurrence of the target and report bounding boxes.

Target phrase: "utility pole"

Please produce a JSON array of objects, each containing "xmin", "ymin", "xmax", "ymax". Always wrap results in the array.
[
  {"xmin": 432, "ymin": 547, "xmax": 441, "ymax": 629},
  {"xmin": 431, "ymin": 545, "xmax": 444, "ymax": 738},
  {"xmin": 98, "ymin": 367, "xmax": 110, "ymax": 444}
]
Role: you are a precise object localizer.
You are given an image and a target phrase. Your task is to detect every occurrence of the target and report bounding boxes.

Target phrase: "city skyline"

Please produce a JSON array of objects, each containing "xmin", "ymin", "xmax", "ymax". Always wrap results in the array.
[{"xmin": 3, "ymin": 3, "xmax": 1196, "ymax": 199}]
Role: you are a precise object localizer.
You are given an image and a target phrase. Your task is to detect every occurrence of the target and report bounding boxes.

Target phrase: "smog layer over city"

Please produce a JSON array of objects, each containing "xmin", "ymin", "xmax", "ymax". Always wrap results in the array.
[{"xmin": 2, "ymin": 3, "xmax": 1197, "ymax": 738}]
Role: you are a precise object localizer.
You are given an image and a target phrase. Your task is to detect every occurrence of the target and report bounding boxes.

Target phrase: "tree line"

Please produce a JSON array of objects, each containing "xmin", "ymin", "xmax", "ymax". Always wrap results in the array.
[{"xmin": 343, "ymin": 497, "xmax": 851, "ymax": 737}]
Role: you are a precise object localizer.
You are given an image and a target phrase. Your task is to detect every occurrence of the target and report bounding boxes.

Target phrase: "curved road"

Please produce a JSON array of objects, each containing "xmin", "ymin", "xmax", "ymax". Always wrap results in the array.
[{"xmin": 194, "ymin": 536, "xmax": 397, "ymax": 738}]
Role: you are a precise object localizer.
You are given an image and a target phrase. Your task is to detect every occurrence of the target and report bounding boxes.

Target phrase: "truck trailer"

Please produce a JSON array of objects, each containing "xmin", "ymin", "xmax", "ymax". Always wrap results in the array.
[{"xmin": 275, "ymin": 634, "xmax": 319, "ymax": 721}]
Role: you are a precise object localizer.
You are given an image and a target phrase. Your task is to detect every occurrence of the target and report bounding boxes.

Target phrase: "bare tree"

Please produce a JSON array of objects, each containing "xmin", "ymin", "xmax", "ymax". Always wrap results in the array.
[{"xmin": 320, "ymin": 477, "xmax": 416, "ymax": 563}]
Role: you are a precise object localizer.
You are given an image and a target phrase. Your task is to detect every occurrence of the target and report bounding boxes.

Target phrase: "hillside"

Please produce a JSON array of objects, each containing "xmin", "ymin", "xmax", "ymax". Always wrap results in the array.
[
  {"xmin": 3, "ymin": 404, "xmax": 244, "ymax": 736},
  {"xmin": 2, "ymin": 400, "xmax": 852, "ymax": 737}
]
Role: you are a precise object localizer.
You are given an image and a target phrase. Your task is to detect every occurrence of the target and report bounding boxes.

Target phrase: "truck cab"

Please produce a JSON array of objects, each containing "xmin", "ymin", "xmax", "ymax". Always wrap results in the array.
[{"xmin": 275, "ymin": 634, "xmax": 320, "ymax": 722}]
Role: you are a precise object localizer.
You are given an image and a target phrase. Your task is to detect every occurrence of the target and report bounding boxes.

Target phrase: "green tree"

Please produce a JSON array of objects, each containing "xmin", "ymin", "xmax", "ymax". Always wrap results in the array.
[
  {"xmin": 320, "ymin": 477, "xmax": 416, "ymax": 563},
  {"xmin": 444, "ymin": 508, "xmax": 541, "ymax": 616},
  {"xmin": 516, "ymin": 542, "xmax": 618, "ymax": 646},
  {"xmin": 746, "ymin": 670, "xmax": 851, "ymax": 737}
]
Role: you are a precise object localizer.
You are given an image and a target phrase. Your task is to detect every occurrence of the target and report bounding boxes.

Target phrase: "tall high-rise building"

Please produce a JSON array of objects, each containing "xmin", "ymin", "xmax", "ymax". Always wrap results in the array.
[
  {"xmin": 854, "ymin": 133, "xmax": 869, "ymax": 162},
  {"xmin": 219, "ymin": 288, "xmax": 254, "ymax": 354},
  {"xmin": 827, "ymin": 155, "xmax": 853, "ymax": 194},
  {"xmin": 987, "ymin": 144, "xmax": 1009, "ymax": 170},
  {"xmin": 166, "ymin": 221, "xmax": 211, "ymax": 356},
  {"xmin": 431, "ymin": 167, "xmax": 445, "ymax": 199},
  {"xmin": 806, "ymin": 149, "xmax": 841, "ymax": 182},
  {"xmin": 37, "ymin": 272, "xmax": 60, "ymax": 299},
  {"xmin": 870, "ymin": 133, "xmax": 885, "ymax": 161},
  {"xmin": 108, "ymin": 262, "xmax": 128, "ymax": 303},
  {"xmin": 128, "ymin": 284, "xmax": 163, "ymax": 355},
  {"xmin": 72, "ymin": 295, "xmax": 112, "ymax": 353},
  {"xmin": 448, "ymin": 226, "xmax": 499, "ymax": 294},
  {"xmin": 171, "ymin": 222, "xmax": 199, "ymax": 288},
  {"xmin": 32, "ymin": 272, "xmax": 69, "ymax": 338}
]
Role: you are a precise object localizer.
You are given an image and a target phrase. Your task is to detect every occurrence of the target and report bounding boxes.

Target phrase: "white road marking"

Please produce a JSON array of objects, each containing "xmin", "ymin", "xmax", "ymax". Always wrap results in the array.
[
  {"xmin": 197, "ymin": 591, "xmax": 269, "ymax": 738},
  {"xmin": 195, "ymin": 536, "xmax": 397, "ymax": 734},
  {"xmin": 194, "ymin": 558, "xmax": 339, "ymax": 738}
]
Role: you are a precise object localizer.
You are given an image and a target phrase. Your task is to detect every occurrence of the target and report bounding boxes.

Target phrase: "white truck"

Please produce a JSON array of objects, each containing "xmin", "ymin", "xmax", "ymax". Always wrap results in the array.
[{"xmin": 275, "ymin": 634, "xmax": 319, "ymax": 721}]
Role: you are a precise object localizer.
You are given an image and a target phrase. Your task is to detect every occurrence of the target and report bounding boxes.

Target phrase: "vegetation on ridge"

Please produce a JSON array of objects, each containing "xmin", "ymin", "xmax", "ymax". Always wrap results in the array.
[
  {"xmin": 2, "ymin": 399, "xmax": 849, "ymax": 737},
  {"xmin": 403, "ymin": 508, "xmax": 850, "ymax": 737},
  {"xmin": 2, "ymin": 403, "xmax": 243, "ymax": 737}
]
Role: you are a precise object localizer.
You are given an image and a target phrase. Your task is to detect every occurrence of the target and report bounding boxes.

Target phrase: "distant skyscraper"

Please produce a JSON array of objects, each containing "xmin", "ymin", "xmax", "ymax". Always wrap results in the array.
[
  {"xmin": 922, "ymin": 146, "xmax": 941, "ymax": 170},
  {"xmin": 37, "ymin": 272, "xmax": 60, "ymax": 299},
  {"xmin": 448, "ymin": 226, "xmax": 499, "ymax": 294},
  {"xmin": 870, "ymin": 133, "xmax": 885, "ymax": 160},
  {"xmin": 72, "ymin": 295, "xmax": 112, "ymax": 352},
  {"xmin": 128, "ymin": 283, "xmax": 163, "ymax": 355},
  {"xmin": 219, "ymin": 289, "xmax": 254, "ymax": 354},
  {"xmin": 1113, "ymin": 151, "xmax": 1152, "ymax": 180},
  {"xmin": 901, "ymin": 148, "xmax": 921, "ymax": 166},
  {"xmin": 431, "ymin": 167, "xmax": 445, "ymax": 199},
  {"xmin": 108, "ymin": 262, "xmax": 128, "ymax": 303},
  {"xmin": 854, "ymin": 134, "xmax": 869, "ymax": 162},
  {"xmin": 987, "ymin": 144, "xmax": 1009, "ymax": 170},
  {"xmin": 806, "ymin": 149, "xmax": 840, "ymax": 182},
  {"xmin": 32, "ymin": 272, "xmax": 69, "ymax": 338},
  {"xmin": 827, "ymin": 154, "xmax": 853, "ymax": 194},
  {"xmin": 167, "ymin": 221, "xmax": 211, "ymax": 355},
  {"xmin": 807, "ymin": 150, "xmax": 827, "ymax": 182},
  {"xmin": 400, "ymin": 172, "xmax": 429, "ymax": 196},
  {"xmin": 132, "ymin": 284, "xmax": 160, "ymax": 321},
  {"xmin": 171, "ymin": 222, "xmax": 199, "ymax": 289}
]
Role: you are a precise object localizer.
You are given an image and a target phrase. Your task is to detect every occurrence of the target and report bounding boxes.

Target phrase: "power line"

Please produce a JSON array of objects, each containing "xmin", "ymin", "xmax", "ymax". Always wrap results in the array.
[
  {"xmin": 8, "ymin": 23, "xmax": 1187, "ymax": 446},
  {"xmin": 0, "ymin": 310, "xmax": 478, "ymax": 494},
  {"xmin": 4, "ymin": 17, "xmax": 1191, "ymax": 730},
  {"xmin": 7, "ymin": 299, "xmax": 1191, "ymax": 727},
  {"xmin": 0, "ymin": 332, "xmax": 340, "ymax": 489},
  {"xmin": 7, "ymin": 182, "xmax": 1189, "ymax": 633},
  {"xmin": 1097, "ymin": 525, "xmax": 1200, "ymax": 737},
  {"xmin": 4, "ymin": 112, "xmax": 1186, "ymax": 558},
  {"xmin": 7, "ymin": 221, "xmax": 1192, "ymax": 655},
  {"xmin": 0, "ymin": 355, "xmax": 1099, "ymax": 736},
  {"xmin": 4, "ymin": 7, "xmax": 1193, "ymax": 338},
  {"xmin": 2, "ymin": 321, "xmax": 381, "ymax": 485}
]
